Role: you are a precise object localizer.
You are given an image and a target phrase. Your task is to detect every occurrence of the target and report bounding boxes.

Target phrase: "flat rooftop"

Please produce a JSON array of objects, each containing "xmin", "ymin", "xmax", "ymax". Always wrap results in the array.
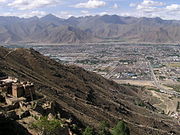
[{"xmin": 1, "ymin": 77, "xmax": 18, "ymax": 83}]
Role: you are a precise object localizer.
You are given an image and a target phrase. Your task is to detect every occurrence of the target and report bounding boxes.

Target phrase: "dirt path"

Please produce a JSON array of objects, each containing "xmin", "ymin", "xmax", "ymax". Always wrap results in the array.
[
  {"xmin": 151, "ymin": 91, "xmax": 164, "ymax": 104},
  {"xmin": 3, "ymin": 49, "xmax": 17, "ymax": 58},
  {"xmin": 151, "ymin": 91, "xmax": 180, "ymax": 115}
]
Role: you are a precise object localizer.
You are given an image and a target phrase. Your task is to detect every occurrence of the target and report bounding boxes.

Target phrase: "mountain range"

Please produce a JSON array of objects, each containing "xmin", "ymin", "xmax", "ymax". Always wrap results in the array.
[{"xmin": 1, "ymin": 14, "xmax": 180, "ymax": 44}]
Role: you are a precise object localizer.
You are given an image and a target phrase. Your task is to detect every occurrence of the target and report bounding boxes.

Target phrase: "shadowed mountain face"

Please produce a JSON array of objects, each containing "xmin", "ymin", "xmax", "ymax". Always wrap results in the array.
[
  {"xmin": 1, "ymin": 15, "xmax": 180, "ymax": 44},
  {"xmin": 0, "ymin": 115, "xmax": 31, "ymax": 135},
  {"xmin": 0, "ymin": 47, "xmax": 179, "ymax": 135}
]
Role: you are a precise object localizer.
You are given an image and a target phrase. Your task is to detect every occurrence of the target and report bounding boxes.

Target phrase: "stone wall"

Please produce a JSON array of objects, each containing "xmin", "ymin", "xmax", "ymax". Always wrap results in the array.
[{"xmin": 12, "ymin": 84, "xmax": 24, "ymax": 98}]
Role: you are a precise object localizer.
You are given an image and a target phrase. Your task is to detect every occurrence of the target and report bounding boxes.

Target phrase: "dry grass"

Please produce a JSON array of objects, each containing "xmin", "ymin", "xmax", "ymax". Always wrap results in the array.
[
  {"xmin": 114, "ymin": 80, "xmax": 154, "ymax": 87},
  {"xmin": 168, "ymin": 62, "xmax": 180, "ymax": 68}
]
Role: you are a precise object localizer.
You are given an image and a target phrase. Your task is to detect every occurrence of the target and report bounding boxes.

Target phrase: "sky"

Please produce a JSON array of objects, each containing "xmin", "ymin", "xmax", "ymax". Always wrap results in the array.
[{"xmin": 1, "ymin": 0, "xmax": 180, "ymax": 20}]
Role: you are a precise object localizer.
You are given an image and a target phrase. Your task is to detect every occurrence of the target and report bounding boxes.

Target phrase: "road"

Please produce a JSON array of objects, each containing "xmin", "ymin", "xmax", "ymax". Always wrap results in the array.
[
  {"xmin": 105, "ymin": 62, "xmax": 119, "ymax": 79},
  {"xmin": 147, "ymin": 61, "xmax": 161, "ymax": 89},
  {"xmin": 148, "ymin": 60, "xmax": 180, "ymax": 97}
]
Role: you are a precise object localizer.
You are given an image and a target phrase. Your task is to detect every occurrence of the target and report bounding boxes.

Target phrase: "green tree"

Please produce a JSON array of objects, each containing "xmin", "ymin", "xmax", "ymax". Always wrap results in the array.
[
  {"xmin": 111, "ymin": 121, "xmax": 130, "ymax": 135},
  {"xmin": 31, "ymin": 116, "xmax": 63, "ymax": 135},
  {"xmin": 98, "ymin": 121, "xmax": 111, "ymax": 135},
  {"xmin": 83, "ymin": 127, "xmax": 94, "ymax": 135}
]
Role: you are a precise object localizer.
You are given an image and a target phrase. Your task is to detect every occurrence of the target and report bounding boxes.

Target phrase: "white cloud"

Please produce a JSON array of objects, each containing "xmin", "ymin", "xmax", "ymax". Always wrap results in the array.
[
  {"xmin": 112, "ymin": 3, "xmax": 118, "ymax": 9},
  {"xmin": 81, "ymin": 10, "xmax": 89, "ymax": 14},
  {"xmin": 26, "ymin": 11, "xmax": 47, "ymax": 17},
  {"xmin": 136, "ymin": 0, "xmax": 164, "ymax": 10},
  {"xmin": 81, "ymin": 10, "xmax": 90, "ymax": 15},
  {"xmin": 55, "ymin": 11, "xmax": 72, "ymax": 19},
  {"xmin": 127, "ymin": 1, "xmax": 180, "ymax": 20},
  {"xmin": 129, "ymin": 3, "xmax": 137, "ymax": 7},
  {"xmin": 128, "ymin": 0, "xmax": 166, "ymax": 18},
  {"xmin": 1, "ymin": 10, "xmax": 47, "ymax": 18},
  {"xmin": 74, "ymin": 0, "xmax": 106, "ymax": 9},
  {"xmin": 166, "ymin": 4, "xmax": 180, "ymax": 11},
  {"xmin": 120, "ymin": 12, "xmax": 132, "ymax": 17},
  {"xmin": 141, "ymin": 0, "xmax": 164, "ymax": 7},
  {"xmin": 8, "ymin": 0, "xmax": 58, "ymax": 10},
  {"xmin": 99, "ymin": 11, "xmax": 108, "ymax": 15},
  {"xmin": 0, "ymin": 0, "xmax": 7, "ymax": 2}
]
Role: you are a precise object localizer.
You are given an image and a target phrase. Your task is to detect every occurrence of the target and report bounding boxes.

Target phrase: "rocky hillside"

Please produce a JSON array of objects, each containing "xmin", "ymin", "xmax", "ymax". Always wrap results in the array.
[
  {"xmin": 1, "ymin": 15, "xmax": 180, "ymax": 44},
  {"xmin": 0, "ymin": 47, "xmax": 180, "ymax": 135}
]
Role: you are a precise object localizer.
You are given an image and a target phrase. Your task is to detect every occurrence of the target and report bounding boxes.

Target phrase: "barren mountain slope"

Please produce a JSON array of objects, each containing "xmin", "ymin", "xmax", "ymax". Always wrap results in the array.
[
  {"xmin": 0, "ymin": 47, "xmax": 179, "ymax": 135},
  {"xmin": 1, "ymin": 15, "xmax": 180, "ymax": 43}
]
